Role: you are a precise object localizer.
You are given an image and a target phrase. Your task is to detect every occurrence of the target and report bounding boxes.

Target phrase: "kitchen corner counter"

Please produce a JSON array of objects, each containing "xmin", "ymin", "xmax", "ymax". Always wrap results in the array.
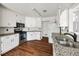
[
  {"xmin": 0, "ymin": 33, "xmax": 19, "ymax": 37},
  {"xmin": 52, "ymin": 33, "xmax": 79, "ymax": 56}
]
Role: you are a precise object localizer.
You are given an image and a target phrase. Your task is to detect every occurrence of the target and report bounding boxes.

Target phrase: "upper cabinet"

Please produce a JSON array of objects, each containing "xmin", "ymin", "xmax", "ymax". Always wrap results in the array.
[
  {"xmin": 57, "ymin": 8, "xmax": 68, "ymax": 27},
  {"xmin": 68, "ymin": 8, "xmax": 75, "ymax": 32},
  {"xmin": 0, "ymin": 5, "xmax": 25, "ymax": 27},
  {"xmin": 71, "ymin": 4, "xmax": 79, "ymax": 32},
  {"xmin": 60, "ymin": 9, "xmax": 68, "ymax": 27},
  {"xmin": 0, "ymin": 5, "xmax": 16, "ymax": 27},
  {"xmin": 25, "ymin": 17, "xmax": 41, "ymax": 28},
  {"xmin": 58, "ymin": 9, "xmax": 68, "ymax": 27},
  {"xmin": 35, "ymin": 17, "xmax": 41, "ymax": 28},
  {"xmin": 16, "ymin": 14, "xmax": 25, "ymax": 23}
]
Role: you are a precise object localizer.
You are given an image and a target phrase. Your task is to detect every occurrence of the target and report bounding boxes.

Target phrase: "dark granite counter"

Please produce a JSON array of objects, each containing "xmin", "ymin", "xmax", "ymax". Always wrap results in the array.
[
  {"xmin": 0, "ymin": 33, "xmax": 19, "ymax": 36},
  {"xmin": 52, "ymin": 33, "xmax": 79, "ymax": 56}
]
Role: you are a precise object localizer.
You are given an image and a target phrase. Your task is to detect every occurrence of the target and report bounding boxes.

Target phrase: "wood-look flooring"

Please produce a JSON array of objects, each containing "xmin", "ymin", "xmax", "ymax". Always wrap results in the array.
[{"xmin": 2, "ymin": 40, "xmax": 53, "ymax": 56}]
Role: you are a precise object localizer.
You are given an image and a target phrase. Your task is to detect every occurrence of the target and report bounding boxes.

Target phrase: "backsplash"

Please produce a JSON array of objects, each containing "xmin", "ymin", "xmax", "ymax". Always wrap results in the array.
[
  {"xmin": 0, "ymin": 27, "xmax": 14, "ymax": 34},
  {"xmin": 23, "ymin": 27, "xmax": 42, "ymax": 31}
]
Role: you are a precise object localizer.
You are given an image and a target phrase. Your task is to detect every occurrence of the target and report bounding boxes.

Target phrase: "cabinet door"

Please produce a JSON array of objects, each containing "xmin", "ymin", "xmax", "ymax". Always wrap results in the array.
[
  {"xmin": 27, "ymin": 32, "xmax": 41, "ymax": 41},
  {"xmin": 25, "ymin": 17, "xmax": 36, "ymax": 27},
  {"xmin": 16, "ymin": 14, "xmax": 21, "ymax": 23},
  {"xmin": 27, "ymin": 32, "xmax": 33, "ymax": 41},
  {"xmin": 60, "ymin": 9, "xmax": 68, "ymax": 27},
  {"xmin": 32, "ymin": 32, "xmax": 41, "ymax": 40},
  {"xmin": 25, "ymin": 17, "xmax": 41, "ymax": 27},
  {"xmin": 35, "ymin": 18, "xmax": 41, "ymax": 28},
  {"xmin": 16, "ymin": 14, "xmax": 25, "ymax": 23},
  {"xmin": 14, "ymin": 34, "xmax": 19, "ymax": 47},
  {"xmin": 0, "ymin": 6, "xmax": 16, "ymax": 27},
  {"xmin": 1, "ymin": 42, "xmax": 7, "ymax": 54},
  {"xmin": 21, "ymin": 16, "xmax": 25, "ymax": 23},
  {"xmin": 9, "ymin": 34, "xmax": 19, "ymax": 48},
  {"xmin": 1, "ymin": 36, "xmax": 11, "ymax": 54}
]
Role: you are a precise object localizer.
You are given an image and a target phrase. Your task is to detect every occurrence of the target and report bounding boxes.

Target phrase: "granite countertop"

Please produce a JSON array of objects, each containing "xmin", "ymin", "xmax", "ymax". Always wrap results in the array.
[
  {"xmin": 52, "ymin": 33, "xmax": 79, "ymax": 56},
  {"xmin": 0, "ymin": 33, "xmax": 19, "ymax": 36}
]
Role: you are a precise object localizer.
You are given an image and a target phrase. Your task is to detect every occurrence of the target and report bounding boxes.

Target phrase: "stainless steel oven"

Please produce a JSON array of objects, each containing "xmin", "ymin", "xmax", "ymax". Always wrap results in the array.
[{"xmin": 20, "ymin": 31, "xmax": 27, "ymax": 40}]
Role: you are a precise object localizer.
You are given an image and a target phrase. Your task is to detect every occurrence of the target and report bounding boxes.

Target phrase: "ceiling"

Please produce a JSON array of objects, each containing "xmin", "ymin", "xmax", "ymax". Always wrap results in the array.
[{"xmin": 2, "ymin": 3, "xmax": 75, "ymax": 17}]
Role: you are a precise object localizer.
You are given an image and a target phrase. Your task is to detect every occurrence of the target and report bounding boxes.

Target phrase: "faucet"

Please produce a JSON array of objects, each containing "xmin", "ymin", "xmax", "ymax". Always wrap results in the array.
[{"xmin": 59, "ymin": 27, "xmax": 62, "ymax": 35}]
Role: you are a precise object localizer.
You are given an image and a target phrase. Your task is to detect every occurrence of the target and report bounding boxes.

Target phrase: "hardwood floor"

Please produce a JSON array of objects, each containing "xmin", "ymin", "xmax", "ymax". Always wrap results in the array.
[{"xmin": 2, "ymin": 40, "xmax": 53, "ymax": 56}]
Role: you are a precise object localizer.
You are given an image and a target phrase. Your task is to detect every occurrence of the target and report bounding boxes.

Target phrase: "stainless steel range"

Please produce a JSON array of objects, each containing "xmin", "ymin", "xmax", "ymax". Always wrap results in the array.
[{"xmin": 14, "ymin": 22, "xmax": 26, "ymax": 43}]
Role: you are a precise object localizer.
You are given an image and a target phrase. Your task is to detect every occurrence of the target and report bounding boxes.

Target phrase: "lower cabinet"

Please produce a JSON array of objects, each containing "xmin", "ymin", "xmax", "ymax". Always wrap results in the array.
[
  {"xmin": 0, "ymin": 34, "xmax": 19, "ymax": 54},
  {"xmin": 27, "ymin": 32, "xmax": 41, "ymax": 41}
]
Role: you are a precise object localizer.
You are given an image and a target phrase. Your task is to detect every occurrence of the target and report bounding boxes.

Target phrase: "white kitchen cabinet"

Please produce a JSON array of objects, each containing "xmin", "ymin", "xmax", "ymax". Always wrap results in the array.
[
  {"xmin": 0, "ymin": 34, "xmax": 19, "ymax": 54},
  {"xmin": 0, "ymin": 5, "xmax": 16, "ymax": 27},
  {"xmin": 25, "ymin": 17, "xmax": 36, "ymax": 27},
  {"xmin": 16, "ymin": 14, "xmax": 25, "ymax": 23},
  {"xmin": 27, "ymin": 32, "xmax": 41, "ymax": 41},
  {"xmin": 68, "ymin": 5, "xmax": 79, "ymax": 32},
  {"xmin": 35, "ymin": 18, "xmax": 41, "ymax": 27},
  {"xmin": 25, "ymin": 17, "xmax": 41, "ymax": 28},
  {"xmin": 57, "ymin": 9, "xmax": 68, "ymax": 27},
  {"xmin": 59, "ymin": 9, "xmax": 68, "ymax": 27}
]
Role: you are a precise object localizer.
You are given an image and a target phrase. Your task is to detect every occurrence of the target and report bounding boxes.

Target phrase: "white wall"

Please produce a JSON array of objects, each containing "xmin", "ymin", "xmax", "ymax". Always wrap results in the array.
[
  {"xmin": 23, "ymin": 27, "xmax": 42, "ymax": 31},
  {"xmin": 0, "ymin": 28, "xmax": 14, "ymax": 34}
]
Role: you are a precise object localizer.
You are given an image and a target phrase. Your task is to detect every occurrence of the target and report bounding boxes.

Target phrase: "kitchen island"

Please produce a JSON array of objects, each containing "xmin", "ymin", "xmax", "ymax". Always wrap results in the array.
[{"xmin": 52, "ymin": 33, "xmax": 79, "ymax": 56}]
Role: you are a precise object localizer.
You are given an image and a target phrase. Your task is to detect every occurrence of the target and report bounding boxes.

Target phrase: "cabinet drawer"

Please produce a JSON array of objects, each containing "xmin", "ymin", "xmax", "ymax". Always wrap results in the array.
[
  {"xmin": 1, "ymin": 36, "xmax": 10, "ymax": 42},
  {"xmin": 1, "ymin": 41, "xmax": 11, "ymax": 54}
]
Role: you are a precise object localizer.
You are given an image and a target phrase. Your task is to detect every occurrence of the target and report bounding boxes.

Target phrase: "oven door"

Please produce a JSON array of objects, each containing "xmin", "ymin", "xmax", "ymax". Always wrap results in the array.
[{"xmin": 20, "ymin": 32, "xmax": 27, "ymax": 40}]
